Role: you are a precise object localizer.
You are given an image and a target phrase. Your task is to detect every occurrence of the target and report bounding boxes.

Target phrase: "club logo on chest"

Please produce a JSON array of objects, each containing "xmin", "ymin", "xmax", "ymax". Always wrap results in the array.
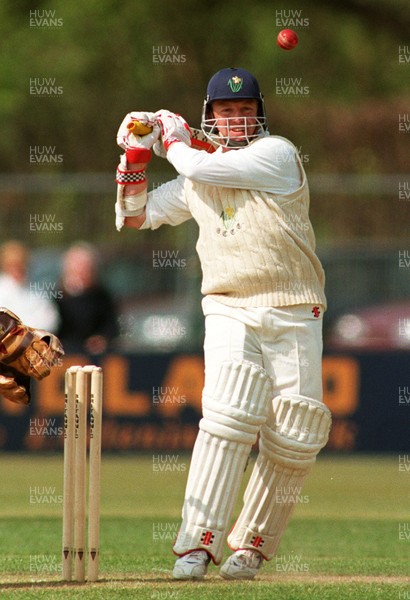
[{"xmin": 216, "ymin": 207, "xmax": 242, "ymax": 236}]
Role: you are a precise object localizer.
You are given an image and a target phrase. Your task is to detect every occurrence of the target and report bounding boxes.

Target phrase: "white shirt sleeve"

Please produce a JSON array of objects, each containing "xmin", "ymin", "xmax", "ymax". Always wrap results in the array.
[
  {"xmin": 166, "ymin": 135, "xmax": 303, "ymax": 195},
  {"xmin": 141, "ymin": 174, "xmax": 193, "ymax": 230}
]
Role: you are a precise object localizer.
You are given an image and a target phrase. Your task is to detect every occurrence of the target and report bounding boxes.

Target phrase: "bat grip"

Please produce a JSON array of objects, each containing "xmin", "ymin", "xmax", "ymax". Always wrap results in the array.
[{"xmin": 127, "ymin": 121, "xmax": 153, "ymax": 136}]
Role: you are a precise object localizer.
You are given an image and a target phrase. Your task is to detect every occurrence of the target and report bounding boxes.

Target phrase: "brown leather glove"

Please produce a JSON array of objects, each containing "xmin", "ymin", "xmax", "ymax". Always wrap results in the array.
[
  {"xmin": 0, "ymin": 367, "xmax": 31, "ymax": 405},
  {"xmin": 0, "ymin": 308, "xmax": 64, "ymax": 404}
]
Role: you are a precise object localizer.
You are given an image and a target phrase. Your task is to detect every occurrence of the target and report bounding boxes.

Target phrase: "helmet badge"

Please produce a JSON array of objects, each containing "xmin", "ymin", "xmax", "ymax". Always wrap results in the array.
[{"xmin": 228, "ymin": 76, "xmax": 243, "ymax": 93}]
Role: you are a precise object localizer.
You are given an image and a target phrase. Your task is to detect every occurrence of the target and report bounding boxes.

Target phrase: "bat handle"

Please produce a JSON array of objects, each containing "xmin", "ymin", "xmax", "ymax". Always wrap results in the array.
[{"xmin": 127, "ymin": 121, "xmax": 153, "ymax": 136}]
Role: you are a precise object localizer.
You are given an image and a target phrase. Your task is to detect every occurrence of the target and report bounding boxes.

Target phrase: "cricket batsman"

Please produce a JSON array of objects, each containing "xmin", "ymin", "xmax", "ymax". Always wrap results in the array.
[
  {"xmin": 115, "ymin": 67, "xmax": 332, "ymax": 580},
  {"xmin": 0, "ymin": 307, "xmax": 64, "ymax": 405}
]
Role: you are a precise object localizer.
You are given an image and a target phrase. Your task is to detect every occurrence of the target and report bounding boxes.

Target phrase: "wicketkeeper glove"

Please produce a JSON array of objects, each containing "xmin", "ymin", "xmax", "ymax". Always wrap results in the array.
[
  {"xmin": 0, "ymin": 308, "xmax": 64, "ymax": 405},
  {"xmin": 0, "ymin": 367, "xmax": 31, "ymax": 405}
]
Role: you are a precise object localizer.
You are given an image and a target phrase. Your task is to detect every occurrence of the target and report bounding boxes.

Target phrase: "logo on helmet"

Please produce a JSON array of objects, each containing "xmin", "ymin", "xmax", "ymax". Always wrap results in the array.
[{"xmin": 228, "ymin": 76, "xmax": 243, "ymax": 93}]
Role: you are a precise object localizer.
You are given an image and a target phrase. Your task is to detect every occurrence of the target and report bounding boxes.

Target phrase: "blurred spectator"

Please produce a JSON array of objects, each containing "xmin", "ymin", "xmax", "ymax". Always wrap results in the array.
[
  {"xmin": 55, "ymin": 242, "xmax": 119, "ymax": 354},
  {"xmin": 0, "ymin": 240, "xmax": 60, "ymax": 331}
]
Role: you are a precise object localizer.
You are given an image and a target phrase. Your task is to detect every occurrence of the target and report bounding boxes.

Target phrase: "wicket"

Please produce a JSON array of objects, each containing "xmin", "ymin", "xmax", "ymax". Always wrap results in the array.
[{"xmin": 62, "ymin": 365, "xmax": 103, "ymax": 582}]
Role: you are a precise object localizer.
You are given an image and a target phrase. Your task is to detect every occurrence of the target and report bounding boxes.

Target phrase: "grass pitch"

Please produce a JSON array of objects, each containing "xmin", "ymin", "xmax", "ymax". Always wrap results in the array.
[{"xmin": 0, "ymin": 453, "xmax": 408, "ymax": 599}]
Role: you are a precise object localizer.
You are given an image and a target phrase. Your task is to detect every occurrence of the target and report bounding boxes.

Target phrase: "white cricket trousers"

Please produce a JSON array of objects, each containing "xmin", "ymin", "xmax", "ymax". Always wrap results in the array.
[{"xmin": 202, "ymin": 296, "xmax": 324, "ymax": 401}]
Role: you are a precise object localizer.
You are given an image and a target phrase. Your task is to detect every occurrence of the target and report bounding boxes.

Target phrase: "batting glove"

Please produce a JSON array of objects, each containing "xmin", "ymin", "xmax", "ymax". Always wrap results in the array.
[
  {"xmin": 117, "ymin": 111, "xmax": 161, "ymax": 164},
  {"xmin": 154, "ymin": 110, "xmax": 192, "ymax": 152}
]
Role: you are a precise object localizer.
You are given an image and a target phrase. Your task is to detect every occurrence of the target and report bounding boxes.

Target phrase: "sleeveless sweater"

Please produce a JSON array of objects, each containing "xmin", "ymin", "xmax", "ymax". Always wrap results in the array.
[{"xmin": 183, "ymin": 176, "xmax": 326, "ymax": 308}]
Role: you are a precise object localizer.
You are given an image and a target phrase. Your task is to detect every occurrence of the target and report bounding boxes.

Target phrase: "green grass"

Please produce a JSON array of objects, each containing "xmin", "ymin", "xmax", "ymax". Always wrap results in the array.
[{"xmin": 0, "ymin": 453, "xmax": 408, "ymax": 599}]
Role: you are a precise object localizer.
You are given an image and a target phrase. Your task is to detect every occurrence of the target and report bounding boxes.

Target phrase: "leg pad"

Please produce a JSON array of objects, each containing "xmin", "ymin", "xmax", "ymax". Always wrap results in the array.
[
  {"xmin": 173, "ymin": 360, "xmax": 273, "ymax": 564},
  {"xmin": 228, "ymin": 394, "xmax": 331, "ymax": 559}
]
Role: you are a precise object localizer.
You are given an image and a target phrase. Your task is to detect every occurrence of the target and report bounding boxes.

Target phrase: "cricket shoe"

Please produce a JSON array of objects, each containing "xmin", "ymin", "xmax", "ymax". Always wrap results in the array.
[
  {"xmin": 172, "ymin": 550, "xmax": 211, "ymax": 580},
  {"xmin": 219, "ymin": 549, "xmax": 264, "ymax": 580}
]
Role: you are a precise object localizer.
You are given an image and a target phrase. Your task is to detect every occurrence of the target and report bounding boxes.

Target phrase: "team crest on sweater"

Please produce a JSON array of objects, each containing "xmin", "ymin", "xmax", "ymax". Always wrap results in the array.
[{"xmin": 216, "ymin": 206, "xmax": 241, "ymax": 236}]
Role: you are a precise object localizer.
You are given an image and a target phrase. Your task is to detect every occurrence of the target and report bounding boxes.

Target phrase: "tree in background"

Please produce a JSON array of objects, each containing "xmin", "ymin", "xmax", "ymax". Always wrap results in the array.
[{"xmin": 0, "ymin": 0, "xmax": 408, "ymax": 243}]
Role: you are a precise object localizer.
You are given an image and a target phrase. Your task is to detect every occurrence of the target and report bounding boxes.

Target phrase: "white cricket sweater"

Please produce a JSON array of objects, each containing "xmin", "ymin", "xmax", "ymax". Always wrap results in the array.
[{"xmin": 142, "ymin": 135, "xmax": 326, "ymax": 309}]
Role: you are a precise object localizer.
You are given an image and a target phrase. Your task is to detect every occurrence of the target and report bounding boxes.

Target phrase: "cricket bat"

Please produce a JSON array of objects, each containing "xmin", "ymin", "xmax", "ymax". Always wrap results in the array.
[{"xmin": 127, "ymin": 120, "xmax": 217, "ymax": 153}]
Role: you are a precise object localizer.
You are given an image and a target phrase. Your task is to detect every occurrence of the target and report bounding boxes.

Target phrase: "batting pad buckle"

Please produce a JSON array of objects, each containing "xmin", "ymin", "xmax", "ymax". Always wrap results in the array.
[{"xmin": 115, "ymin": 168, "xmax": 146, "ymax": 185}]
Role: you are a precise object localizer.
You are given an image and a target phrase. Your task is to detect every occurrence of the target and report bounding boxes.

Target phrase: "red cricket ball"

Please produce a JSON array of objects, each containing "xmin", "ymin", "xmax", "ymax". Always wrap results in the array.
[{"xmin": 277, "ymin": 29, "xmax": 298, "ymax": 50}]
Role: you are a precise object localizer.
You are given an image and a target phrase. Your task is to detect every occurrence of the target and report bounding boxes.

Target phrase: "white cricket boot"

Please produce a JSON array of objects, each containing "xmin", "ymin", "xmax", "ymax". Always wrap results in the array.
[
  {"xmin": 220, "ymin": 549, "xmax": 264, "ymax": 580},
  {"xmin": 172, "ymin": 550, "xmax": 211, "ymax": 580}
]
